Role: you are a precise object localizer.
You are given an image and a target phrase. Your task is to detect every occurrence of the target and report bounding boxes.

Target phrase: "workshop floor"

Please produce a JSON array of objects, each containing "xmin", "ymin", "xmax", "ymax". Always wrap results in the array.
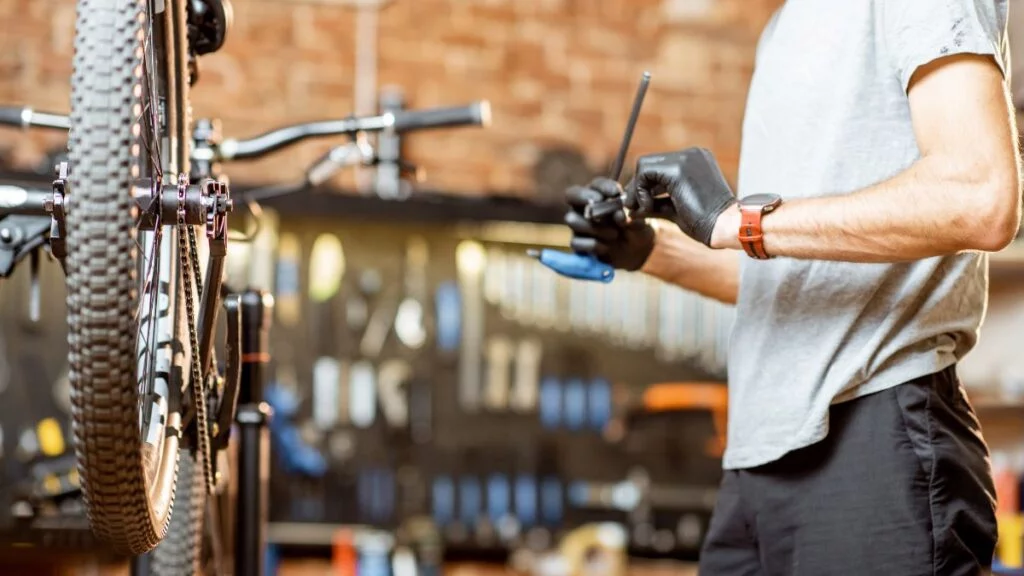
[{"xmin": 0, "ymin": 559, "xmax": 701, "ymax": 576}]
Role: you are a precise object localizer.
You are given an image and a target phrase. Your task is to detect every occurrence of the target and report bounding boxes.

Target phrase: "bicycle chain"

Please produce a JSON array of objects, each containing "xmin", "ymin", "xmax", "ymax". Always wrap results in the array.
[
  {"xmin": 186, "ymin": 224, "xmax": 218, "ymax": 392},
  {"xmin": 176, "ymin": 174, "xmax": 215, "ymax": 495}
]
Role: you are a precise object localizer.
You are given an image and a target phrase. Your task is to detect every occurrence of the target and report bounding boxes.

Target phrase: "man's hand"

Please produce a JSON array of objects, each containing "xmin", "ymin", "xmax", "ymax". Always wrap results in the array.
[
  {"xmin": 630, "ymin": 148, "xmax": 737, "ymax": 247},
  {"xmin": 565, "ymin": 178, "xmax": 655, "ymax": 271}
]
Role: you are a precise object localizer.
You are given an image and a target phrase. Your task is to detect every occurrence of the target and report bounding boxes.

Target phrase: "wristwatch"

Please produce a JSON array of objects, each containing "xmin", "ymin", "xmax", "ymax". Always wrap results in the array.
[{"xmin": 737, "ymin": 193, "xmax": 782, "ymax": 259}]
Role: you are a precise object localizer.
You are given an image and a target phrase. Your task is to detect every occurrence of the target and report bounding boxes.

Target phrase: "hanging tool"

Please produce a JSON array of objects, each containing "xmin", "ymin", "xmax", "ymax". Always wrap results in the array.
[
  {"xmin": 459, "ymin": 475, "xmax": 482, "ymax": 527},
  {"xmin": 395, "ymin": 236, "xmax": 429, "ymax": 350},
  {"xmin": 528, "ymin": 71, "xmax": 651, "ymax": 283},
  {"xmin": 563, "ymin": 378, "xmax": 587, "ymax": 431},
  {"xmin": 510, "ymin": 337, "xmax": 542, "ymax": 412},
  {"xmin": 484, "ymin": 336, "xmax": 513, "ymax": 411},
  {"xmin": 487, "ymin": 474, "xmax": 511, "ymax": 526},
  {"xmin": 515, "ymin": 474, "xmax": 538, "ymax": 528},
  {"xmin": 540, "ymin": 477, "xmax": 563, "ymax": 526},
  {"xmin": 539, "ymin": 377, "xmax": 562, "ymax": 429},
  {"xmin": 432, "ymin": 476, "xmax": 455, "ymax": 527},
  {"xmin": 350, "ymin": 360, "xmax": 377, "ymax": 428},
  {"xmin": 456, "ymin": 241, "xmax": 486, "ymax": 413},
  {"xmin": 378, "ymin": 359, "xmax": 411, "ymax": 427}
]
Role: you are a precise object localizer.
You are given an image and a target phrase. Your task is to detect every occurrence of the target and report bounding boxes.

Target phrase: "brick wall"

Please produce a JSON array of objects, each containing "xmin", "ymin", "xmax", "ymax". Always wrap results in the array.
[{"xmin": 0, "ymin": 0, "xmax": 781, "ymax": 196}]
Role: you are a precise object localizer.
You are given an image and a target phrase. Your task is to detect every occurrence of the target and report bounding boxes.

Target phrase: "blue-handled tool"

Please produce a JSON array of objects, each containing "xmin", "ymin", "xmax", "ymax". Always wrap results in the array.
[
  {"xmin": 528, "ymin": 71, "xmax": 651, "ymax": 282},
  {"xmin": 527, "ymin": 249, "xmax": 615, "ymax": 283}
]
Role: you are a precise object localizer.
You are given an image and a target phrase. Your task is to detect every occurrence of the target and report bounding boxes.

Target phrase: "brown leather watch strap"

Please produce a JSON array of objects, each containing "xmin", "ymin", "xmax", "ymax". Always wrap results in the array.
[{"xmin": 739, "ymin": 208, "xmax": 770, "ymax": 259}]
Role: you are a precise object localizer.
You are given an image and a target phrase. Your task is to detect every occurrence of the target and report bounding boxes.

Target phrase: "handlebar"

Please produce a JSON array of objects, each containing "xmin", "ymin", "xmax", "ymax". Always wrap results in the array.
[
  {"xmin": 217, "ymin": 101, "xmax": 491, "ymax": 161},
  {"xmin": 0, "ymin": 183, "xmax": 51, "ymax": 216},
  {"xmin": 0, "ymin": 107, "xmax": 70, "ymax": 131},
  {"xmin": 1, "ymin": 100, "xmax": 492, "ymax": 163}
]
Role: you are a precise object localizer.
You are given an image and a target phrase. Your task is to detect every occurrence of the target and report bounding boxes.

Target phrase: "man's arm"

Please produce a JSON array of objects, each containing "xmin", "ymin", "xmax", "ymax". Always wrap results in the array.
[
  {"xmin": 710, "ymin": 54, "xmax": 1022, "ymax": 261},
  {"xmin": 643, "ymin": 224, "xmax": 740, "ymax": 305}
]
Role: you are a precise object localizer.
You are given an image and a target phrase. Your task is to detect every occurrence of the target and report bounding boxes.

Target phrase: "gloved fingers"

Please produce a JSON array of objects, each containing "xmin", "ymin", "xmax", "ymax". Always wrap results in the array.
[
  {"xmin": 635, "ymin": 170, "xmax": 674, "ymax": 196},
  {"xmin": 610, "ymin": 208, "xmax": 629, "ymax": 226},
  {"xmin": 633, "ymin": 171, "xmax": 675, "ymax": 216},
  {"xmin": 634, "ymin": 188, "xmax": 656, "ymax": 217},
  {"xmin": 565, "ymin": 185, "xmax": 605, "ymax": 211},
  {"xmin": 623, "ymin": 177, "xmax": 641, "ymax": 211},
  {"xmin": 587, "ymin": 177, "xmax": 623, "ymax": 199},
  {"xmin": 569, "ymin": 236, "xmax": 610, "ymax": 257},
  {"xmin": 564, "ymin": 211, "xmax": 619, "ymax": 242}
]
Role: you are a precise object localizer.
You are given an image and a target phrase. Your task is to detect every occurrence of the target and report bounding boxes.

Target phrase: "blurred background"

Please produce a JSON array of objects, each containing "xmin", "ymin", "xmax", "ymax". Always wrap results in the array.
[{"xmin": 1, "ymin": 0, "xmax": 1024, "ymax": 575}]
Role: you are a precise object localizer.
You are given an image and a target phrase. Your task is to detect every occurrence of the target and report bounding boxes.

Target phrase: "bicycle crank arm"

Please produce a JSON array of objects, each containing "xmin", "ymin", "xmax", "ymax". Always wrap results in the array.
[
  {"xmin": 196, "ymin": 181, "xmax": 233, "ymax": 379},
  {"xmin": 213, "ymin": 291, "xmax": 242, "ymax": 450},
  {"xmin": 527, "ymin": 249, "xmax": 615, "ymax": 283}
]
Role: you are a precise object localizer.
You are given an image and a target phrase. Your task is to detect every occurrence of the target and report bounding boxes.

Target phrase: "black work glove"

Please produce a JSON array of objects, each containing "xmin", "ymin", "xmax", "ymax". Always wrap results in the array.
[
  {"xmin": 564, "ymin": 178, "xmax": 655, "ymax": 272},
  {"xmin": 628, "ymin": 147, "xmax": 736, "ymax": 247}
]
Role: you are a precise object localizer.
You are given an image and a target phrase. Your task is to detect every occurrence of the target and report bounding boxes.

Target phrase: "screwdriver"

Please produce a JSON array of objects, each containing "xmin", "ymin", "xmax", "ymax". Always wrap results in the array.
[{"xmin": 529, "ymin": 71, "xmax": 651, "ymax": 283}]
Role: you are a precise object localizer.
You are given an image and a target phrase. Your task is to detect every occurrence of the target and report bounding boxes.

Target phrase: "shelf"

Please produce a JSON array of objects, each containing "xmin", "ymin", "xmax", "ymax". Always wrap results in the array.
[{"xmin": 973, "ymin": 400, "xmax": 1024, "ymax": 411}]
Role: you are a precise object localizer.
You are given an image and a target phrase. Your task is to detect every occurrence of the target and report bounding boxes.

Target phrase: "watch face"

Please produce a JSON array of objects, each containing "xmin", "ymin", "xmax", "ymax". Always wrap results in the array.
[{"xmin": 739, "ymin": 193, "xmax": 782, "ymax": 209}]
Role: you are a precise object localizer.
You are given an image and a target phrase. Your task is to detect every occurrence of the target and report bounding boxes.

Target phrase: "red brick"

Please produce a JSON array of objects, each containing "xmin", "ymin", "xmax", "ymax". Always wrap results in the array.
[{"xmin": 0, "ymin": 0, "xmax": 783, "ymax": 195}]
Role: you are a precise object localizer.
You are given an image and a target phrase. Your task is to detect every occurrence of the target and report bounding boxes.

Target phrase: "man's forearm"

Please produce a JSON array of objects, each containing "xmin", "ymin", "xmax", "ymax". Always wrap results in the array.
[
  {"xmin": 712, "ymin": 153, "xmax": 1021, "ymax": 262},
  {"xmin": 710, "ymin": 54, "xmax": 1021, "ymax": 262},
  {"xmin": 642, "ymin": 224, "xmax": 740, "ymax": 305}
]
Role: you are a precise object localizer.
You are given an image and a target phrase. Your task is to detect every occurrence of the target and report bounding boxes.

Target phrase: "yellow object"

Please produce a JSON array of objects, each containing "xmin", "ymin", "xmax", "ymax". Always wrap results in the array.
[
  {"xmin": 455, "ymin": 240, "xmax": 487, "ymax": 277},
  {"xmin": 36, "ymin": 418, "xmax": 65, "ymax": 457},
  {"xmin": 68, "ymin": 467, "xmax": 80, "ymax": 487},
  {"xmin": 276, "ymin": 233, "xmax": 303, "ymax": 328},
  {"xmin": 42, "ymin": 474, "xmax": 61, "ymax": 494},
  {"xmin": 308, "ymin": 233, "xmax": 345, "ymax": 303},
  {"xmin": 997, "ymin": 513, "xmax": 1024, "ymax": 568},
  {"xmin": 559, "ymin": 523, "xmax": 628, "ymax": 576}
]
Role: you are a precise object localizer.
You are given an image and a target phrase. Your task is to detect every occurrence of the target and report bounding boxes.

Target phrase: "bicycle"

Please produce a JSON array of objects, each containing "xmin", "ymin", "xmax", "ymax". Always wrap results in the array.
[{"xmin": 0, "ymin": 0, "xmax": 490, "ymax": 571}]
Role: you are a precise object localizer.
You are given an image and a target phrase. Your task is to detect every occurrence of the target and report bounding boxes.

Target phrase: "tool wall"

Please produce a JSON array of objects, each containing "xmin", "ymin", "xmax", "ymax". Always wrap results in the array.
[
  {"xmin": 246, "ymin": 193, "xmax": 736, "ymax": 560},
  {"xmin": 0, "ymin": 186, "xmax": 737, "ymax": 560}
]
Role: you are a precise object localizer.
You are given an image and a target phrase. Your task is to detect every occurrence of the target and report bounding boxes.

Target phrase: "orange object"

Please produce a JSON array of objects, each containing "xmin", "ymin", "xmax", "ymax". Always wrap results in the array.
[
  {"xmin": 643, "ymin": 382, "xmax": 728, "ymax": 458},
  {"xmin": 994, "ymin": 459, "xmax": 1020, "ymax": 515},
  {"xmin": 332, "ymin": 529, "xmax": 357, "ymax": 576}
]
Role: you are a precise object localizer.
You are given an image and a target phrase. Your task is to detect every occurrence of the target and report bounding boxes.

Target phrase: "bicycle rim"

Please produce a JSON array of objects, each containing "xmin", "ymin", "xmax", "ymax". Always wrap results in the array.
[{"xmin": 66, "ymin": 0, "xmax": 192, "ymax": 554}]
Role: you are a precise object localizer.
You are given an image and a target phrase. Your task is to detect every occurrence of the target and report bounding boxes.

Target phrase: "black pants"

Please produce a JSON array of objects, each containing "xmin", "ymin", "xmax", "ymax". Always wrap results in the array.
[{"xmin": 700, "ymin": 366, "xmax": 998, "ymax": 576}]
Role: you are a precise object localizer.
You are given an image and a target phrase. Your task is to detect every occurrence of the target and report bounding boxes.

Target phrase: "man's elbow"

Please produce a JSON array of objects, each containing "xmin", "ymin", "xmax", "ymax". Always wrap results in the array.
[{"xmin": 967, "ymin": 173, "xmax": 1022, "ymax": 252}]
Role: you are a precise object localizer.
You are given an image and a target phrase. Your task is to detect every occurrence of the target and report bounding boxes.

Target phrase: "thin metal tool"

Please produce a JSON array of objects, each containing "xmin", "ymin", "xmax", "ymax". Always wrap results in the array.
[
  {"xmin": 596, "ymin": 70, "xmax": 652, "ymax": 216},
  {"xmin": 531, "ymin": 71, "xmax": 652, "ymax": 282}
]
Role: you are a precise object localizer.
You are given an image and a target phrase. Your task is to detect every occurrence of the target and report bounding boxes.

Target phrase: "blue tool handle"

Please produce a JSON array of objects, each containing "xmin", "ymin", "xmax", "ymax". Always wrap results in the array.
[{"xmin": 529, "ymin": 249, "xmax": 615, "ymax": 283}]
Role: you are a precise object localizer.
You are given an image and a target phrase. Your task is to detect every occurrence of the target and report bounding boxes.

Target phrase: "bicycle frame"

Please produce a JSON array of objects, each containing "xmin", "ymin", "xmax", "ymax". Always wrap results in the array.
[{"xmin": 0, "ymin": 96, "xmax": 489, "ymax": 574}]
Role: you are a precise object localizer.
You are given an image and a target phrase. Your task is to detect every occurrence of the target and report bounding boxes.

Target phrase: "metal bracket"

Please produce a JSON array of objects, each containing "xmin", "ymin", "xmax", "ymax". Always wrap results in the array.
[
  {"xmin": 376, "ymin": 86, "xmax": 409, "ymax": 200},
  {"xmin": 45, "ymin": 162, "xmax": 69, "ymax": 272}
]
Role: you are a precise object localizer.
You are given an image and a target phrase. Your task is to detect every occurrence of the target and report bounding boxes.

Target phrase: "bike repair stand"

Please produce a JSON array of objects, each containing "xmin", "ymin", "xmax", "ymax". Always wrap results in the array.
[
  {"xmin": 129, "ymin": 288, "xmax": 273, "ymax": 576},
  {"xmin": 235, "ymin": 288, "xmax": 274, "ymax": 576}
]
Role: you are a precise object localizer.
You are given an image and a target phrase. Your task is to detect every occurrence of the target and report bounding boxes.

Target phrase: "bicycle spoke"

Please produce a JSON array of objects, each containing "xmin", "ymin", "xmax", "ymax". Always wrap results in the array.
[{"xmin": 140, "ymin": 19, "xmax": 164, "ymax": 184}]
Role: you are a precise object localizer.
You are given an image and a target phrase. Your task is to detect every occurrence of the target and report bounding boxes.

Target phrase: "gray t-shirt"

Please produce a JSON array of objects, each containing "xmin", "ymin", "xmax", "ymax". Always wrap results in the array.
[{"xmin": 725, "ymin": 0, "xmax": 1010, "ymax": 470}]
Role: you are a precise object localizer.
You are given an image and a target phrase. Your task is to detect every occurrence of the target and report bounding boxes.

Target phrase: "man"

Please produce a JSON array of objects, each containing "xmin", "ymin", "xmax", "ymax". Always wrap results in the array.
[{"xmin": 565, "ymin": 1, "xmax": 1021, "ymax": 574}]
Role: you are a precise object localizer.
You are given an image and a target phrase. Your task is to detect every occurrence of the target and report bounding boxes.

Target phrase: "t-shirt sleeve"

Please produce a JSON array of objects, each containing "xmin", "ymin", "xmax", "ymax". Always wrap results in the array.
[
  {"xmin": 883, "ymin": 0, "xmax": 1009, "ymax": 92},
  {"xmin": 755, "ymin": 8, "xmax": 783, "ymax": 63}
]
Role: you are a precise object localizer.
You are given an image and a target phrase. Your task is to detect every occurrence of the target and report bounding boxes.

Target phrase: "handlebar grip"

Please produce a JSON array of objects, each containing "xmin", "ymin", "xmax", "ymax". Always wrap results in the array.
[
  {"xmin": 0, "ymin": 107, "xmax": 26, "ymax": 128},
  {"xmin": 392, "ymin": 101, "xmax": 492, "ymax": 132}
]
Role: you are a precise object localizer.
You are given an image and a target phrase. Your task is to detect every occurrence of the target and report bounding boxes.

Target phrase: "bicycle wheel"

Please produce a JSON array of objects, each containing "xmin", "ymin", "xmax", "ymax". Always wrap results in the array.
[
  {"xmin": 151, "ymin": 449, "xmax": 206, "ymax": 575},
  {"xmin": 66, "ymin": 0, "xmax": 193, "ymax": 554}
]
